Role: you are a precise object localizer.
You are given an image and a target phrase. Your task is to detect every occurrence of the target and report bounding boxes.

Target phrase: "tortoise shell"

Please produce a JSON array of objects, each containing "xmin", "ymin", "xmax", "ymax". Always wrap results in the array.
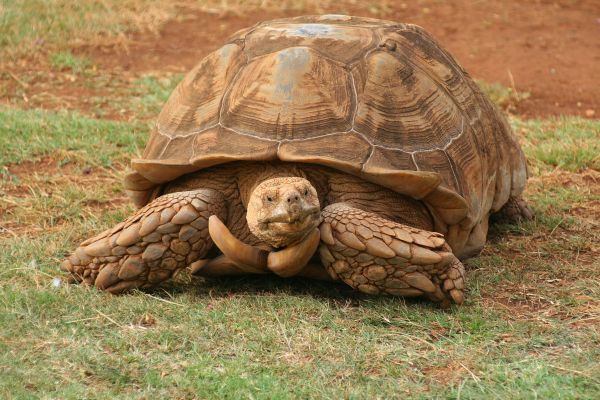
[{"xmin": 125, "ymin": 15, "xmax": 527, "ymax": 255}]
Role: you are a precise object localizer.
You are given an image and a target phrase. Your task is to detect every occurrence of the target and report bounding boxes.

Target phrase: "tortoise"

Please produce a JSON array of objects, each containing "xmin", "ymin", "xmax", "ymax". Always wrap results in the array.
[{"xmin": 62, "ymin": 15, "xmax": 532, "ymax": 306}]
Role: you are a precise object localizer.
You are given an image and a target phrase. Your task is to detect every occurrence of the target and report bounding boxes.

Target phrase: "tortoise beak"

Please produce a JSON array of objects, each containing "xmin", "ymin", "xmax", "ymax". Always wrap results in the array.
[{"xmin": 263, "ymin": 205, "xmax": 320, "ymax": 224}]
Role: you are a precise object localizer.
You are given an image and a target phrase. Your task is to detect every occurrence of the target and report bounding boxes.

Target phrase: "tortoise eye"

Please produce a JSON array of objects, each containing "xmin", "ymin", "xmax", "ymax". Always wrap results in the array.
[
  {"xmin": 304, "ymin": 189, "xmax": 308, "ymax": 196},
  {"xmin": 266, "ymin": 196, "xmax": 273, "ymax": 202}
]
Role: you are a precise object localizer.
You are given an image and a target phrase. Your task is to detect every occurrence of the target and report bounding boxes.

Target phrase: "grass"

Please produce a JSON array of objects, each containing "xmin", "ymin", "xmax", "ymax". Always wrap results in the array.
[
  {"xmin": 1, "ymin": 1, "xmax": 599, "ymax": 397},
  {"xmin": 1, "ymin": 107, "xmax": 599, "ymax": 398},
  {"xmin": 0, "ymin": 107, "xmax": 146, "ymax": 167},
  {"xmin": 476, "ymin": 80, "xmax": 530, "ymax": 113},
  {"xmin": 50, "ymin": 51, "xmax": 93, "ymax": 74},
  {"xmin": 0, "ymin": 0, "xmax": 176, "ymax": 59},
  {"xmin": 0, "ymin": 0, "xmax": 389, "ymax": 60},
  {"xmin": 514, "ymin": 117, "xmax": 600, "ymax": 172}
]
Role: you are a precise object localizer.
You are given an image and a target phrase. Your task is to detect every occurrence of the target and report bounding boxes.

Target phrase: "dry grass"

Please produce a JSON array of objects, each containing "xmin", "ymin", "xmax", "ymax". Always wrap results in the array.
[
  {"xmin": 0, "ymin": 0, "xmax": 390, "ymax": 60},
  {"xmin": 1, "ymin": 1, "xmax": 599, "ymax": 398},
  {"xmin": 1, "ymin": 106, "xmax": 599, "ymax": 398}
]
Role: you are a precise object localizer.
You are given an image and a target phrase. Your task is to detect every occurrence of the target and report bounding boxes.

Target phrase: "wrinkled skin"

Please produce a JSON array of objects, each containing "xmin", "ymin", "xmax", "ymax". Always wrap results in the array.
[{"xmin": 246, "ymin": 177, "xmax": 321, "ymax": 248}]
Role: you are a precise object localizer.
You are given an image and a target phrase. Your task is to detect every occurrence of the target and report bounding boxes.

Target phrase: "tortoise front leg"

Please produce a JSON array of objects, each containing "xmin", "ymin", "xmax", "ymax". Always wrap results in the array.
[
  {"xmin": 318, "ymin": 203, "xmax": 466, "ymax": 306},
  {"xmin": 61, "ymin": 189, "xmax": 227, "ymax": 294}
]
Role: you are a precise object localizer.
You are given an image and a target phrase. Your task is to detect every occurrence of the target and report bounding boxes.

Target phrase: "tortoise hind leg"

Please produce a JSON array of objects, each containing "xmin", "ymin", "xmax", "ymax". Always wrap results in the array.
[
  {"xmin": 318, "ymin": 203, "xmax": 466, "ymax": 306},
  {"xmin": 61, "ymin": 189, "xmax": 227, "ymax": 294},
  {"xmin": 492, "ymin": 195, "xmax": 533, "ymax": 224}
]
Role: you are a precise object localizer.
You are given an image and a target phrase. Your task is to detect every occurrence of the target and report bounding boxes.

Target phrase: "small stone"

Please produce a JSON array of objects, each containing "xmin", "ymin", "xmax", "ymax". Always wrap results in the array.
[
  {"xmin": 84, "ymin": 239, "xmax": 111, "ymax": 257},
  {"xmin": 118, "ymin": 256, "xmax": 146, "ymax": 280},
  {"xmin": 116, "ymin": 223, "xmax": 141, "ymax": 247},
  {"xmin": 170, "ymin": 239, "xmax": 190, "ymax": 255},
  {"xmin": 160, "ymin": 207, "xmax": 176, "ymax": 224},
  {"xmin": 319, "ymin": 223, "xmax": 335, "ymax": 245},
  {"xmin": 157, "ymin": 223, "xmax": 179, "ymax": 234},
  {"xmin": 139, "ymin": 213, "xmax": 160, "ymax": 236},
  {"xmin": 142, "ymin": 243, "xmax": 168, "ymax": 261},
  {"xmin": 365, "ymin": 265, "xmax": 387, "ymax": 281},
  {"xmin": 52, "ymin": 277, "xmax": 62, "ymax": 289},
  {"xmin": 365, "ymin": 238, "xmax": 395, "ymax": 258},
  {"xmin": 172, "ymin": 204, "xmax": 199, "ymax": 225},
  {"xmin": 179, "ymin": 225, "xmax": 198, "ymax": 241}
]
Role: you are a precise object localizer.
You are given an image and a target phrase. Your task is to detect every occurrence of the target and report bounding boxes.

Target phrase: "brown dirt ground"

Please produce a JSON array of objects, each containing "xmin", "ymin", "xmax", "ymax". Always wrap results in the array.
[{"xmin": 84, "ymin": 0, "xmax": 600, "ymax": 118}]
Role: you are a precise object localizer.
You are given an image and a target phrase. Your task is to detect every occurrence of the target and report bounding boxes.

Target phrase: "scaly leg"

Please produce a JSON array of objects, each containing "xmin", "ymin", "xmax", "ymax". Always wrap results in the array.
[
  {"xmin": 61, "ymin": 189, "xmax": 226, "ymax": 294},
  {"xmin": 318, "ymin": 203, "xmax": 466, "ymax": 306},
  {"xmin": 492, "ymin": 195, "xmax": 533, "ymax": 223}
]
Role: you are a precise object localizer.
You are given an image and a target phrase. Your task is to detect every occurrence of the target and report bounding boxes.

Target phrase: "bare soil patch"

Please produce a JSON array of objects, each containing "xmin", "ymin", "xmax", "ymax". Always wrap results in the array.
[{"xmin": 84, "ymin": 1, "xmax": 600, "ymax": 118}]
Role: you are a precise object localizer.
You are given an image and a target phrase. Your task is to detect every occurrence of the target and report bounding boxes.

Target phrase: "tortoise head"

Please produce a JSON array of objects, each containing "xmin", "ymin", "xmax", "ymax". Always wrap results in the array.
[{"xmin": 247, "ymin": 177, "xmax": 321, "ymax": 248}]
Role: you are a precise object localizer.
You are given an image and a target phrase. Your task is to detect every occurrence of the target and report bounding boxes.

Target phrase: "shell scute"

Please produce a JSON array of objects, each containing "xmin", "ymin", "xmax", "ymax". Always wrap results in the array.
[
  {"xmin": 127, "ymin": 16, "xmax": 528, "ymax": 258},
  {"xmin": 221, "ymin": 47, "xmax": 354, "ymax": 140}
]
